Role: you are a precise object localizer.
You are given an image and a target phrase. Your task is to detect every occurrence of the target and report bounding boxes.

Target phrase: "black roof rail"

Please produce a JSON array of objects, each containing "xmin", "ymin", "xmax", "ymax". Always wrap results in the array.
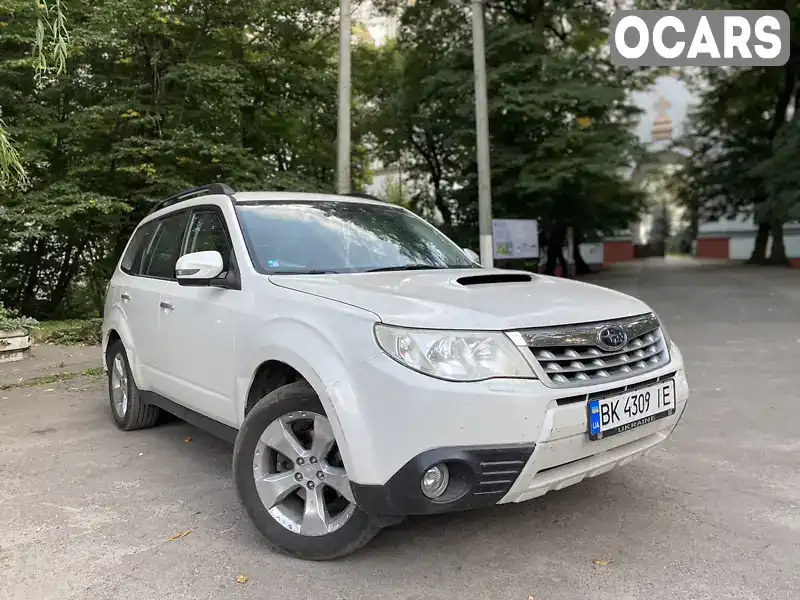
[
  {"xmin": 148, "ymin": 183, "xmax": 235, "ymax": 215},
  {"xmin": 344, "ymin": 191, "xmax": 384, "ymax": 202}
]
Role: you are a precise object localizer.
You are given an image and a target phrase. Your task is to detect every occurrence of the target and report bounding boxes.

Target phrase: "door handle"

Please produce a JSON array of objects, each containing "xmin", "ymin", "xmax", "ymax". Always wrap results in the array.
[
  {"xmin": 160, "ymin": 301, "xmax": 174, "ymax": 311},
  {"xmin": 121, "ymin": 292, "xmax": 131, "ymax": 301}
]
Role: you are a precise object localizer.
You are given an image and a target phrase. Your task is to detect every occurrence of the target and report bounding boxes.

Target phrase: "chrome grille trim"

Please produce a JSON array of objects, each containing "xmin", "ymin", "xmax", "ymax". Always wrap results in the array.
[{"xmin": 514, "ymin": 313, "xmax": 671, "ymax": 388}]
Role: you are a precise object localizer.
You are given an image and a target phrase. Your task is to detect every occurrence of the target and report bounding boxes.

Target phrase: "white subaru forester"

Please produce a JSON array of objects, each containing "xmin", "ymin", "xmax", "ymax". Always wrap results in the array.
[{"xmin": 102, "ymin": 184, "xmax": 689, "ymax": 560}]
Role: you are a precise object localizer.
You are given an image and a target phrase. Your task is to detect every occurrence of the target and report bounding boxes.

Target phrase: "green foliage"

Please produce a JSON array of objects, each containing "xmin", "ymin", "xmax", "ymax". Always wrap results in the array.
[
  {"xmin": 669, "ymin": 60, "xmax": 800, "ymax": 263},
  {"xmin": 5, "ymin": 0, "xmax": 795, "ymax": 321},
  {"xmin": 0, "ymin": 303, "xmax": 39, "ymax": 332},
  {"xmin": 665, "ymin": 0, "xmax": 800, "ymax": 264},
  {"xmin": 0, "ymin": 0, "xmax": 70, "ymax": 187},
  {"xmin": 384, "ymin": 178, "xmax": 415, "ymax": 210},
  {"xmin": 361, "ymin": 0, "xmax": 653, "ymax": 257},
  {"xmin": 34, "ymin": 318, "xmax": 103, "ymax": 345},
  {"xmin": 751, "ymin": 118, "xmax": 800, "ymax": 223},
  {"xmin": 0, "ymin": 0, "xmax": 370, "ymax": 318},
  {"xmin": 33, "ymin": 0, "xmax": 70, "ymax": 79},
  {"xmin": 0, "ymin": 117, "xmax": 27, "ymax": 187}
]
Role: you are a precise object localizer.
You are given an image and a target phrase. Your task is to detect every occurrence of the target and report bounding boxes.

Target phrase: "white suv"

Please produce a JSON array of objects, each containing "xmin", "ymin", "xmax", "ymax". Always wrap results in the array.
[{"xmin": 102, "ymin": 184, "xmax": 689, "ymax": 560}]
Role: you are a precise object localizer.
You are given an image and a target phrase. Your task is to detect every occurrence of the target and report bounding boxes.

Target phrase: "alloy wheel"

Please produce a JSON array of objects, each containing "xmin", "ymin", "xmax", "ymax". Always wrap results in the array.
[
  {"xmin": 253, "ymin": 411, "xmax": 356, "ymax": 536},
  {"xmin": 110, "ymin": 354, "xmax": 129, "ymax": 418}
]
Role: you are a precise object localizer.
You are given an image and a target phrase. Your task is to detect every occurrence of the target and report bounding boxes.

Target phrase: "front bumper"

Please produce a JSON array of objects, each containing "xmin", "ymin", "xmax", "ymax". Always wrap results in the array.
[
  {"xmin": 342, "ymin": 356, "xmax": 689, "ymax": 524},
  {"xmin": 351, "ymin": 444, "xmax": 536, "ymax": 525}
]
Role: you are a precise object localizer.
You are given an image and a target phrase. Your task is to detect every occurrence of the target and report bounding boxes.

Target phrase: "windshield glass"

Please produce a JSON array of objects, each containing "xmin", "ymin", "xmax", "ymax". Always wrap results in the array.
[{"xmin": 235, "ymin": 201, "xmax": 476, "ymax": 274}]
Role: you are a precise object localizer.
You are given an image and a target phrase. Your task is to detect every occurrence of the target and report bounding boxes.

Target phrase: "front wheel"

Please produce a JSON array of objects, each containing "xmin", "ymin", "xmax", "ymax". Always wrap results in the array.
[{"xmin": 233, "ymin": 381, "xmax": 381, "ymax": 560}]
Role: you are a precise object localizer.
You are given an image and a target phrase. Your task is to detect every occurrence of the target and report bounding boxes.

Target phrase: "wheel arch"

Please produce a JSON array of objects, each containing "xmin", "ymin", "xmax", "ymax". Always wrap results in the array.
[
  {"xmin": 102, "ymin": 314, "xmax": 143, "ymax": 385},
  {"xmin": 105, "ymin": 328, "xmax": 122, "ymax": 357},
  {"xmin": 244, "ymin": 360, "xmax": 305, "ymax": 417},
  {"xmin": 239, "ymin": 337, "xmax": 358, "ymax": 479}
]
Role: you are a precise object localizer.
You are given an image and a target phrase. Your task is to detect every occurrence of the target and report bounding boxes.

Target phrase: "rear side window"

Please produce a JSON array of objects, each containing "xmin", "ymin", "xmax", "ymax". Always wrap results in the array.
[
  {"xmin": 120, "ymin": 222, "xmax": 158, "ymax": 275},
  {"xmin": 140, "ymin": 212, "xmax": 190, "ymax": 279}
]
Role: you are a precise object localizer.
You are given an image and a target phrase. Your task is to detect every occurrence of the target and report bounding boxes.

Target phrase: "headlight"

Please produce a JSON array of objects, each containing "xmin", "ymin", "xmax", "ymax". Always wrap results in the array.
[{"xmin": 374, "ymin": 324, "xmax": 537, "ymax": 382}]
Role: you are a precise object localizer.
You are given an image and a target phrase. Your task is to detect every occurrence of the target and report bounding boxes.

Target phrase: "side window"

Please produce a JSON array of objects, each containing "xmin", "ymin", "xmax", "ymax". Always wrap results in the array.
[
  {"xmin": 183, "ymin": 211, "xmax": 233, "ymax": 274},
  {"xmin": 120, "ymin": 221, "xmax": 157, "ymax": 275},
  {"xmin": 140, "ymin": 212, "xmax": 189, "ymax": 279}
]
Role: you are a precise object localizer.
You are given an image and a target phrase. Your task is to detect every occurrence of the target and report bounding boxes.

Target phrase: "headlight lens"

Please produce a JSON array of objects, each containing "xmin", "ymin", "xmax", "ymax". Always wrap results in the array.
[{"xmin": 374, "ymin": 324, "xmax": 536, "ymax": 382}]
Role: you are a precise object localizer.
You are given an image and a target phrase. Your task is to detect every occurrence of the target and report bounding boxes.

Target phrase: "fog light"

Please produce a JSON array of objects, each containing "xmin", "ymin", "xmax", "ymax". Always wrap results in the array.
[{"xmin": 420, "ymin": 463, "xmax": 450, "ymax": 499}]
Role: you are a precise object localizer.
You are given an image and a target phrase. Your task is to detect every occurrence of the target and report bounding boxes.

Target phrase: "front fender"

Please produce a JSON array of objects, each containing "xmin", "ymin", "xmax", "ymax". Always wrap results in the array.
[{"xmin": 237, "ymin": 315, "xmax": 380, "ymax": 479}]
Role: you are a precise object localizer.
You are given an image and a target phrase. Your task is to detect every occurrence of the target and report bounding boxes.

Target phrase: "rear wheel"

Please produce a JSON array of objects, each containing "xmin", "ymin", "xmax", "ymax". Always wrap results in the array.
[
  {"xmin": 233, "ymin": 381, "xmax": 381, "ymax": 560},
  {"xmin": 106, "ymin": 340, "xmax": 161, "ymax": 431}
]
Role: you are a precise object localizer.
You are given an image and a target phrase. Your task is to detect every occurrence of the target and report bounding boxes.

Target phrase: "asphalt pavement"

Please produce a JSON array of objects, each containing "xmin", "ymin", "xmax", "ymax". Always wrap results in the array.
[{"xmin": 1, "ymin": 258, "xmax": 798, "ymax": 600}]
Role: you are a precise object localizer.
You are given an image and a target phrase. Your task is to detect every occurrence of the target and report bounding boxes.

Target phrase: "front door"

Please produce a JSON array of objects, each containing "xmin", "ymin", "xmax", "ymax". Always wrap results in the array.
[{"xmin": 156, "ymin": 207, "xmax": 240, "ymax": 427}]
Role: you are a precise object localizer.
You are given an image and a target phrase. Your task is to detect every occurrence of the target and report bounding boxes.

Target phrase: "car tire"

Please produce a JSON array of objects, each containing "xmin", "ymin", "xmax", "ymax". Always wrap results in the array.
[
  {"xmin": 233, "ymin": 381, "xmax": 382, "ymax": 560},
  {"xmin": 106, "ymin": 340, "xmax": 161, "ymax": 431}
]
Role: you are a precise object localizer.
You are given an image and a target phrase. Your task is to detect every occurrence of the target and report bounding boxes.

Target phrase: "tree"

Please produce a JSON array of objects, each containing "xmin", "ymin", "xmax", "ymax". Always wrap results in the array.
[
  {"xmin": 0, "ymin": 0, "xmax": 69, "ymax": 188},
  {"xmin": 664, "ymin": 0, "xmax": 800, "ymax": 265},
  {"xmin": 0, "ymin": 0, "xmax": 370, "ymax": 317},
  {"xmin": 363, "ymin": 0, "xmax": 652, "ymax": 273}
]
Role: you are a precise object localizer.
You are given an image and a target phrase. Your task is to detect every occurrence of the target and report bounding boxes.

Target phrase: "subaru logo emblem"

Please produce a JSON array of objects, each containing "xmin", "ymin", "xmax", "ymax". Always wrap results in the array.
[{"xmin": 598, "ymin": 326, "xmax": 628, "ymax": 351}]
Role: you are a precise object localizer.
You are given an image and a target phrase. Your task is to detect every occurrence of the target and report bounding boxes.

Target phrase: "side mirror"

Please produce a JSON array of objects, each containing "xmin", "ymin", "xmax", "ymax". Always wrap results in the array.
[
  {"xmin": 462, "ymin": 248, "xmax": 481, "ymax": 265},
  {"xmin": 176, "ymin": 251, "xmax": 224, "ymax": 287}
]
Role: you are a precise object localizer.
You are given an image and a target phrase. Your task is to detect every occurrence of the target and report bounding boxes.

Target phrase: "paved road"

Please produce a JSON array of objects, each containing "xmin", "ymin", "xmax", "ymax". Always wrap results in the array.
[{"xmin": 1, "ymin": 259, "xmax": 798, "ymax": 600}]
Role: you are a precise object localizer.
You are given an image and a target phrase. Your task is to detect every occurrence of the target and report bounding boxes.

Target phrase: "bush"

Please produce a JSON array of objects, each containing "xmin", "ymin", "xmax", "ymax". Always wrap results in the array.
[
  {"xmin": 34, "ymin": 319, "xmax": 103, "ymax": 345},
  {"xmin": 0, "ymin": 304, "xmax": 39, "ymax": 333}
]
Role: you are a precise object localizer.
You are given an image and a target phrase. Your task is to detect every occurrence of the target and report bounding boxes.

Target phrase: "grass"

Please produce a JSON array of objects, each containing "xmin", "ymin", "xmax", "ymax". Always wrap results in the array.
[
  {"xmin": 33, "ymin": 318, "xmax": 103, "ymax": 346},
  {"xmin": 0, "ymin": 367, "xmax": 104, "ymax": 391}
]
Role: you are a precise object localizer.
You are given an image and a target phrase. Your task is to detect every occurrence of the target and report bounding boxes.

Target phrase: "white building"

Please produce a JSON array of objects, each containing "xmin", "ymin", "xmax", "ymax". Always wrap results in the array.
[{"xmin": 353, "ymin": 1, "xmax": 402, "ymax": 46}]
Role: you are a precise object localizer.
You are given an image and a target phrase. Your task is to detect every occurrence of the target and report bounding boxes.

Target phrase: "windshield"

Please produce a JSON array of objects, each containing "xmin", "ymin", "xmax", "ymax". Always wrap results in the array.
[{"xmin": 235, "ymin": 201, "xmax": 477, "ymax": 274}]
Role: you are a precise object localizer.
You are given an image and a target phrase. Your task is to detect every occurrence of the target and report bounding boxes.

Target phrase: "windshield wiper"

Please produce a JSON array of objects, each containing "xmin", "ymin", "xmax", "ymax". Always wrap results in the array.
[{"xmin": 364, "ymin": 264, "xmax": 448, "ymax": 273}]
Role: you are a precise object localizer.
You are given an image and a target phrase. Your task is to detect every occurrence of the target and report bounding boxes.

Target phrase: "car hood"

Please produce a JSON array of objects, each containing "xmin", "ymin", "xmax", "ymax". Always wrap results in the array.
[{"xmin": 268, "ymin": 268, "xmax": 652, "ymax": 330}]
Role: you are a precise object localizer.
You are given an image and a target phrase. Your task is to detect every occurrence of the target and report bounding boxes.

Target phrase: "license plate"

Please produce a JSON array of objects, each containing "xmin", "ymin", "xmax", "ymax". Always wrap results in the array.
[{"xmin": 587, "ymin": 379, "xmax": 676, "ymax": 441}]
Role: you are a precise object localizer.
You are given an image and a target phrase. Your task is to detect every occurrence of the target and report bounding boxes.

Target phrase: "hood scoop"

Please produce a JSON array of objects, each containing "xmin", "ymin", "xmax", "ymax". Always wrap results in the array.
[{"xmin": 456, "ymin": 273, "xmax": 533, "ymax": 286}]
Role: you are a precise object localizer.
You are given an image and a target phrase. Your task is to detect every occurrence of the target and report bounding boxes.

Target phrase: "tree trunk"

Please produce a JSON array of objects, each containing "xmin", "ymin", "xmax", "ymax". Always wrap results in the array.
[
  {"xmin": 48, "ymin": 238, "xmax": 87, "ymax": 314},
  {"xmin": 769, "ymin": 63, "xmax": 796, "ymax": 140},
  {"xmin": 19, "ymin": 239, "xmax": 46, "ymax": 314},
  {"xmin": 232, "ymin": 29, "xmax": 256, "ymax": 152},
  {"xmin": 689, "ymin": 202, "xmax": 700, "ymax": 255},
  {"xmin": 748, "ymin": 223, "xmax": 770, "ymax": 264},
  {"xmin": 573, "ymin": 244, "xmax": 592, "ymax": 275},
  {"xmin": 572, "ymin": 229, "xmax": 593, "ymax": 275},
  {"xmin": 411, "ymin": 134, "xmax": 451, "ymax": 228},
  {"xmin": 558, "ymin": 248, "xmax": 569, "ymax": 277},
  {"xmin": 544, "ymin": 222, "xmax": 567, "ymax": 276},
  {"xmin": 766, "ymin": 220, "xmax": 789, "ymax": 265}
]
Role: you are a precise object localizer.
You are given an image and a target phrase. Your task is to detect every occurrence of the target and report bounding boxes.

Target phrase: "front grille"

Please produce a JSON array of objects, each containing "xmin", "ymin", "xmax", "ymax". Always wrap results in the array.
[{"xmin": 515, "ymin": 313, "xmax": 670, "ymax": 388}]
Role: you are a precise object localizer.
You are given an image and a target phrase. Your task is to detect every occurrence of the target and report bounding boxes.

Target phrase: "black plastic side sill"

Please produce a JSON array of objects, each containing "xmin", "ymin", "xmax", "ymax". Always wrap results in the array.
[{"xmin": 142, "ymin": 391, "xmax": 238, "ymax": 444}]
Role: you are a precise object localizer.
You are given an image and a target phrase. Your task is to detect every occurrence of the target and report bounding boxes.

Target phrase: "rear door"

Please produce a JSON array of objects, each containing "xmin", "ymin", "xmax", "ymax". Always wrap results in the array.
[
  {"xmin": 134, "ymin": 210, "xmax": 190, "ymax": 394},
  {"xmin": 111, "ymin": 220, "xmax": 166, "ymax": 388}
]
